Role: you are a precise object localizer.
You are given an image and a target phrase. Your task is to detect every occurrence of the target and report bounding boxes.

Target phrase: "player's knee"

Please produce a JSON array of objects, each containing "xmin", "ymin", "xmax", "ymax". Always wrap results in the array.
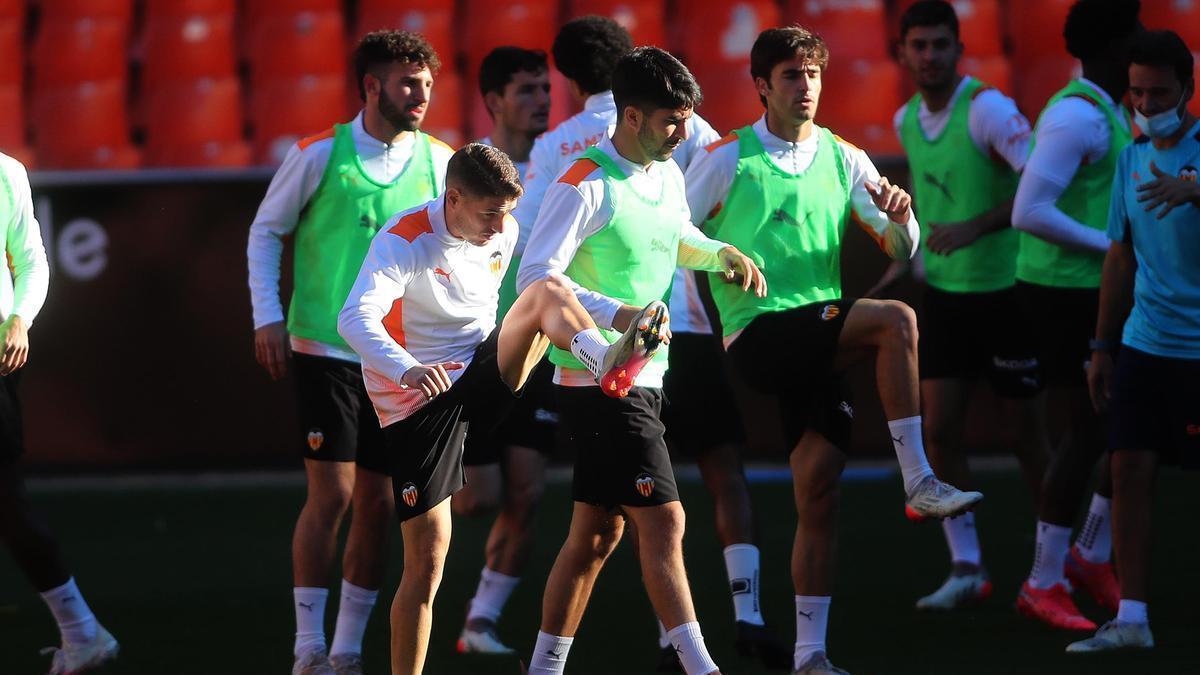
[
  {"xmin": 452, "ymin": 487, "xmax": 500, "ymax": 518},
  {"xmin": 506, "ymin": 479, "xmax": 545, "ymax": 518},
  {"xmin": 881, "ymin": 300, "xmax": 918, "ymax": 346},
  {"xmin": 306, "ymin": 486, "xmax": 353, "ymax": 525}
]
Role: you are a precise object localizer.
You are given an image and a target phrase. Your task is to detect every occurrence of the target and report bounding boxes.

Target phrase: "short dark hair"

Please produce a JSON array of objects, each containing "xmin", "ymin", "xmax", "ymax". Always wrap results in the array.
[
  {"xmin": 446, "ymin": 144, "xmax": 524, "ymax": 200},
  {"xmin": 611, "ymin": 46, "xmax": 702, "ymax": 115},
  {"xmin": 1130, "ymin": 30, "xmax": 1195, "ymax": 86},
  {"xmin": 899, "ymin": 0, "xmax": 959, "ymax": 41},
  {"xmin": 353, "ymin": 30, "xmax": 441, "ymax": 101},
  {"xmin": 750, "ymin": 26, "xmax": 831, "ymax": 85},
  {"xmin": 552, "ymin": 16, "xmax": 633, "ymax": 96},
  {"xmin": 478, "ymin": 46, "xmax": 548, "ymax": 98},
  {"xmin": 1063, "ymin": 0, "xmax": 1141, "ymax": 60}
]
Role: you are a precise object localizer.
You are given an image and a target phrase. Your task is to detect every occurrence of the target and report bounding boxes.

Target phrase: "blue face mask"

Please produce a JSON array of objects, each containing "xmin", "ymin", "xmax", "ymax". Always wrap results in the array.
[{"xmin": 1134, "ymin": 88, "xmax": 1191, "ymax": 139}]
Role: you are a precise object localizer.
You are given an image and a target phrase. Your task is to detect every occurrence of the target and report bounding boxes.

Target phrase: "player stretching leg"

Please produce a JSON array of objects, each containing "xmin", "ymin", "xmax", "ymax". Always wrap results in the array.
[
  {"xmin": 247, "ymin": 31, "xmax": 453, "ymax": 675},
  {"xmin": 892, "ymin": 1, "xmax": 1048, "ymax": 610},
  {"xmin": 1010, "ymin": 0, "xmax": 1142, "ymax": 631},
  {"xmin": 684, "ymin": 27, "xmax": 982, "ymax": 673},
  {"xmin": 520, "ymin": 48, "xmax": 766, "ymax": 675},
  {"xmin": 0, "ymin": 152, "xmax": 119, "ymax": 674}
]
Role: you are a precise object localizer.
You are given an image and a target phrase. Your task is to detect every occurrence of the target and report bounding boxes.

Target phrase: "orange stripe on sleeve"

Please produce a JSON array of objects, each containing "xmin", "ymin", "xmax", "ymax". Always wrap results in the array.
[
  {"xmin": 704, "ymin": 133, "xmax": 739, "ymax": 153},
  {"xmin": 382, "ymin": 298, "xmax": 405, "ymax": 346},
  {"xmin": 832, "ymin": 134, "xmax": 862, "ymax": 154},
  {"xmin": 557, "ymin": 158, "xmax": 601, "ymax": 187},
  {"xmin": 428, "ymin": 135, "xmax": 456, "ymax": 152},
  {"xmin": 297, "ymin": 127, "xmax": 335, "ymax": 151},
  {"xmin": 388, "ymin": 209, "xmax": 434, "ymax": 241}
]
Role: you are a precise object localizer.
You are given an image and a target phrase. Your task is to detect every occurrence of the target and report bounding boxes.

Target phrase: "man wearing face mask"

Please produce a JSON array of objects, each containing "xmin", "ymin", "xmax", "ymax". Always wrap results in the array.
[
  {"xmin": 246, "ymin": 30, "xmax": 454, "ymax": 675},
  {"xmin": 1068, "ymin": 29, "xmax": 1200, "ymax": 654},
  {"xmin": 1011, "ymin": 0, "xmax": 1142, "ymax": 633}
]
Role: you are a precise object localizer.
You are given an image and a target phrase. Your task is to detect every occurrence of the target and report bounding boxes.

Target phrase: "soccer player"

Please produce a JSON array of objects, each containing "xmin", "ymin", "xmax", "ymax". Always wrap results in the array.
[
  {"xmin": 337, "ymin": 143, "xmax": 674, "ymax": 675},
  {"xmin": 1068, "ymin": 29, "xmax": 1200, "ymax": 653},
  {"xmin": 453, "ymin": 46, "xmax": 554, "ymax": 655},
  {"xmin": 0, "ymin": 152, "xmax": 119, "ymax": 674},
  {"xmin": 684, "ymin": 26, "xmax": 983, "ymax": 673},
  {"xmin": 246, "ymin": 31, "xmax": 454, "ymax": 675},
  {"xmin": 517, "ymin": 47, "xmax": 766, "ymax": 675},
  {"xmin": 892, "ymin": 0, "xmax": 1048, "ymax": 610},
  {"xmin": 1010, "ymin": 0, "xmax": 1142, "ymax": 632}
]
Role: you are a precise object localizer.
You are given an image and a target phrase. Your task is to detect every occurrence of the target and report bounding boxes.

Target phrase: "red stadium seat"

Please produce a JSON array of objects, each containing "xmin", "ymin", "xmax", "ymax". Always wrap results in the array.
[
  {"xmin": 144, "ymin": 0, "xmax": 236, "ymax": 18},
  {"xmin": 566, "ymin": 0, "xmax": 666, "ymax": 47},
  {"xmin": 462, "ymin": 0, "xmax": 558, "ymax": 59},
  {"xmin": 355, "ymin": 0, "xmax": 454, "ymax": 64},
  {"xmin": 0, "ymin": 17, "xmax": 21, "ymax": 85},
  {"xmin": 143, "ymin": 77, "xmax": 244, "ymax": 148},
  {"xmin": 961, "ymin": 55, "xmax": 1015, "ymax": 100},
  {"xmin": 1141, "ymin": 1, "xmax": 1200, "ymax": 47},
  {"xmin": 0, "ymin": 0, "xmax": 25, "ymax": 20},
  {"xmin": 783, "ymin": 0, "xmax": 888, "ymax": 60},
  {"xmin": 690, "ymin": 62, "xmax": 762, "ymax": 136},
  {"xmin": 146, "ymin": 140, "xmax": 252, "ymax": 168},
  {"xmin": 1014, "ymin": 57, "xmax": 1079, "ymax": 120},
  {"xmin": 0, "ymin": 83, "xmax": 25, "ymax": 151},
  {"xmin": 676, "ymin": 0, "xmax": 781, "ymax": 65},
  {"xmin": 32, "ymin": 17, "xmax": 130, "ymax": 85},
  {"xmin": 142, "ymin": 13, "xmax": 237, "ymax": 86},
  {"xmin": 891, "ymin": 0, "xmax": 1003, "ymax": 57},
  {"xmin": 835, "ymin": 122, "xmax": 902, "ymax": 157},
  {"xmin": 247, "ymin": 10, "xmax": 346, "ymax": 83},
  {"xmin": 32, "ymin": 80, "xmax": 140, "ymax": 169},
  {"xmin": 818, "ymin": 58, "xmax": 902, "ymax": 128},
  {"xmin": 250, "ymin": 75, "xmax": 351, "ymax": 164},
  {"xmin": 421, "ymin": 70, "xmax": 465, "ymax": 149},
  {"xmin": 39, "ymin": 0, "xmax": 133, "ymax": 21},
  {"xmin": 1007, "ymin": 0, "xmax": 1073, "ymax": 69}
]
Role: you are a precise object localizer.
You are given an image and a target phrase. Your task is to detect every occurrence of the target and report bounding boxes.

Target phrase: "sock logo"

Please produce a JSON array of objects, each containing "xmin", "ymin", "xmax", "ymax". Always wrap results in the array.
[
  {"xmin": 62, "ymin": 597, "xmax": 76, "ymax": 604},
  {"xmin": 298, "ymin": 602, "xmax": 314, "ymax": 612},
  {"xmin": 547, "ymin": 648, "xmax": 563, "ymax": 658},
  {"xmin": 307, "ymin": 429, "xmax": 324, "ymax": 451},
  {"xmin": 820, "ymin": 304, "xmax": 840, "ymax": 321},
  {"xmin": 797, "ymin": 609, "xmax": 814, "ymax": 621},
  {"xmin": 730, "ymin": 578, "xmax": 752, "ymax": 595},
  {"xmin": 400, "ymin": 482, "xmax": 420, "ymax": 508},
  {"xmin": 891, "ymin": 434, "xmax": 904, "ymax": 446},
  {"xmin": 634, "ymin": 473, "xmax": 655, "ymax": 498}
]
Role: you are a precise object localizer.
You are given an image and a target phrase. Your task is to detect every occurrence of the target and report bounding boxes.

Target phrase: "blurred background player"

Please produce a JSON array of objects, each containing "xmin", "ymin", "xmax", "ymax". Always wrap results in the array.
[
  {"xmin": 1011, "ymin": 0, "xmax": 1142, "ymax": 632},
  {"xmin": 338, "ymin": 144, "xmax": 680, "ymax": 675},
  {"xmin": 1070, "ymin": 29, "xmax": 1200, "ymax": 654},
  {"xmin": 685, "ymin": 25, "xmax": 983, "ymax": 673},
  {"xmin": 453, "ymin": 46, "xmax": 554, "ymax": 655},
  {"xmin": 891, "ymin": 0, "xmax": 1047, "ymax": 610},
  {"xmin": 0, "ymin": 151, "xmax": 118, "ymax": 674},
  {"xmin": 246, "ymin": 30, "xmax": 453, "ymax": 675},
  {"xmin": 517, "ymin": 47, "xmax": 766, "ymax": 675}
]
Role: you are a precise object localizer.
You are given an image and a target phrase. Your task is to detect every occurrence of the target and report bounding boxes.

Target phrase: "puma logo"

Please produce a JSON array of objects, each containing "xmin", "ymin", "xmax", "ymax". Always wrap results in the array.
[
  {"xmin": 298, "ymin": 602, "xmax": 314, "ymax": 612},
  {"xmin": 892, "ymin": 435, "xmax": 904, "ymax": 446},
  {"xmin": 798, "ymin": 610, "xmax": 814, "ymax": 621},
  {"xmin": 547, "ymin": 649, "xmax": 563, "ymax": 658},
  {"xmin": 433, "ymin": 267, "xmax": 452, "ymax": 283},
  {"xmin": 922, "ymin": 171, "xmax": 955, "ymax": 203},
  {"xmin": 771, "ymin": 209, "xmax": 803, "ymax": 228}
]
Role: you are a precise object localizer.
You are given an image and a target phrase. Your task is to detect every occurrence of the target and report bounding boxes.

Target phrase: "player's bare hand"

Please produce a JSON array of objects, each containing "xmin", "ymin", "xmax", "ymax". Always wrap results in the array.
[
  {"xmin": 1137, "ymin": 161, "xmax": 1200, "ymax": 219},
  {"xmin": 1087, "ymin": 350, "xmax": 1114, "ymax": 414},
  {"xmin": 402, "ymin": 361, "xmax": 464, "ymax": 400},
  {"xmin": 254, "ymin": 321, "xmax": 291, "ymax": 381},
  {"xmin": 865, "ymin": 177, "xmax": 913, "ymax": 224},
  {"xmin": 926, "ymin": 218, "xmax": 986, "ymax": 255},
  {"xmin": 718, "ymin": 246, "xmax": 767, "ymax": 298},
  {"xmin": 0, "ymin": 315, "xmax": 29, "ymax": 376}
]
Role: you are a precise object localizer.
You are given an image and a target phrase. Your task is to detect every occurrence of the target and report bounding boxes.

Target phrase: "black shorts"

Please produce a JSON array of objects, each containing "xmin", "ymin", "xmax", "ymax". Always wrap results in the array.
[
  {"xmin": 919, "ymin": 286, "xmax": 1043, "ymax": 397},
  {"xmin": 462, "ymin": 357, "xmax": 558, "ymax": 466},
  {"xmin": 1016, "ymin": 281, "xmax": 1099, "ymax": 388},
  {"xmin": 384, "ymin": 331, "xmax": 522, "ymax": 521},
  {"xmin": 1109, "ymin": 346, "xmax": 1200, "ymax": 469},
  {"xmin": 293, "ymin": 353, "xmax": 389, "ymax": 474},
  {"xmin": 662, "ymin": 332, "xmax": 746, "ymax": 456},
  {"xmin": 0, "ymin": 373, "xmax": 24, "ymax": 461},
  {"xmin": 727, "ymin": 300, "xmax": 857, "ymax": 450},
  {"xmin": 558, "ymin": 385, "xmax": 680, "ymax": 508}
]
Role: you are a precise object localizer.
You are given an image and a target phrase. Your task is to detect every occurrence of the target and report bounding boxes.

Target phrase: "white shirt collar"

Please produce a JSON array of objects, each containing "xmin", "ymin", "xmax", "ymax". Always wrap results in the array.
[
  {"xmin": 353, "ymin": 110, "xmax": 416, "ymax": 149},
  {"xmin": 587, "ymin": 91, "xmax": 617, "ymax": 113},
  {"xmin": 427, "ymin": 196, "xmax": 463, "ymax": 247},
  {"xmin": 1078, "ymin": 78, "xmax": 1118, "ymax": 107},
  {"xmin": 597, "ymin": 136, "xmax": 652, "ymax": 176},
  {"xmin": 752, "ymin": 114, "xmax": 819, "ymax": 153}
]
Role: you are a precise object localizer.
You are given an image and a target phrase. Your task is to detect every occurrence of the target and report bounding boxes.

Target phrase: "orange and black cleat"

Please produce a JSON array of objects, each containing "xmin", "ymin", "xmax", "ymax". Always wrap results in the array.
[{"xmin": 598, "ymin": 300, "xmax": 668, "ymax": 399}]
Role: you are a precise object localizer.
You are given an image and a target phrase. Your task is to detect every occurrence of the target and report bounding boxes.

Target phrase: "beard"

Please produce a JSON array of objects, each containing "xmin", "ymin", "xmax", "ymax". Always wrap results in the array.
[
  {"xmin": 639, "ymin": 125, "xmax": 678, "ymax": 162},
  {"xmin": 379, "ymin": 87, "xmax": 420, "ymax": 132}
]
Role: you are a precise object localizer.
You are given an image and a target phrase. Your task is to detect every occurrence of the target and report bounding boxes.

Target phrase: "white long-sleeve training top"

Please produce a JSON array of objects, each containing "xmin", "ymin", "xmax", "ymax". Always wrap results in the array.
[
  {"xmin": 0, "ymin": 153, "xmax": 49, "ymax": 326},
  {"xmin": 338, "ymin": 197, "xmax": 517, "ymax": 426},
  {"xmin": 516, "ymin": 136, "xmax": 729, "ymax": 389},
  {"xmin": 246, "ymin": 111, "xmax": 455, "ymax": 362}
]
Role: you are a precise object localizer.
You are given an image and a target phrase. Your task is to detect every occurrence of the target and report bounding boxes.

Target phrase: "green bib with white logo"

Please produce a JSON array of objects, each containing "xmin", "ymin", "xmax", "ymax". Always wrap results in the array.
[
  {"xmin": 548, "ymin": 146, "xmax": 683, "ymax": 371},
  {"xmin": 1016, "ymin": 80, "xmax": 1132, "ymax": 288},
  {"xmin": 288, "ymin": 123, "xmax": 439, "ymax": 348},
  {"xmin": 703, "ymin": 125, "xmax": 850, "ymax": 337},
  {"xmin": 900, "ymin": 79, "xmax": 1019, "ymax": 293}
]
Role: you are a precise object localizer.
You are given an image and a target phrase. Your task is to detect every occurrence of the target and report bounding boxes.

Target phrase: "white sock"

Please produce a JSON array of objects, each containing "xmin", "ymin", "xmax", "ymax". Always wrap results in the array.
[
  {"xmin": 723, "ymin": 544, "xmax": 764, "ymax": 625},
  {"xmin": 887, "ymin": 416, "xmax": 934, "ymax": 494},
  {"xmin": 794, "ymin": 596, "xmax": 831, "ymax": 669},
  {"xmin": 329, "ymin": 580, "xmax": 377, "ymax": 658},
  {"xmin": 294, "ymin": 587, "xmax": 329, "ymax": 657},
  {"xmin": 943, "ymin": 513, "xmax": 982, "ymax": 566},
  {"xmin": 528, "ymin": 631, "xmax": 573, "ymax": 674},
  {"xmin": 467, "ymin": 567, "xmax": 520, "ymax": 624},
  {"xmin": 1029, "ymin": 521, "xmax": 1071, "ymax": 589},
  {"xmin": 657, "ymin": 619, "xmax": 671, "ymax": 648},
  {"xmin": 666, "ymin": 622, "xmax": 719, "ymax": 675},
  {"xmin": 1075, "ymin": 494, "xmax": 1112, "ymax": 564},
  {"xmin": 570, "ymin": 328, "xmax": 610, "ymax": 377},
  {"xmin": 1117, "ymin": 599, "xmax": 1149, "ymax": 624},
  {"xmin": 39, "ymin": 578, "xmax": 97, "ymax": 646}
]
